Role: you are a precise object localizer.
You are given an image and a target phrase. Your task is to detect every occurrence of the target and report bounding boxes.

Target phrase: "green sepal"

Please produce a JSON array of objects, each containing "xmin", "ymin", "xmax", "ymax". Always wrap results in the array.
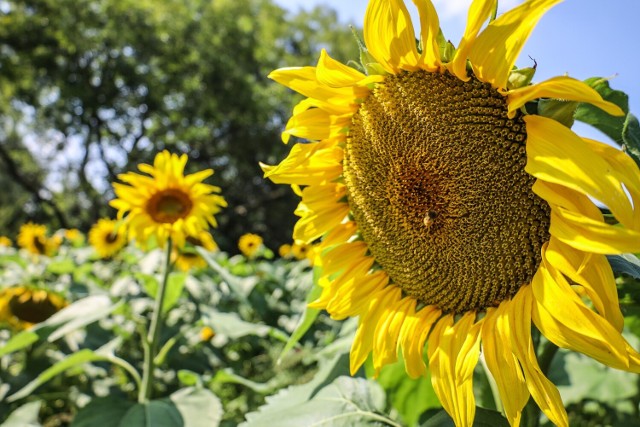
[
  {"xmin": 507, "ymin": 67, "xmax": 536, "ymax": 90},
  {"xmin": 537, "ymin": 99, "xmax": 579, "ymax": 128}
]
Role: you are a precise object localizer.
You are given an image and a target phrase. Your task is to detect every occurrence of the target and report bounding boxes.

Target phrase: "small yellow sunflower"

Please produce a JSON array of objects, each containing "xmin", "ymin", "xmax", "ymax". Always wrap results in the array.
[
  {"xmin": 172, "ymin": 231, "xmax": 218, "ymax": 272},
  {"xmin": 88, "ymin": 218, "xmax": 128, "ymax": 259},
  {"xmin": 263, "ymin": 1, "xmax": 640, "ymax": 426},
  {"xmin": 62, "ymin": 228, "xmax": 83, "ymax": 244},
  {"xmin": 17, "ymin": 223, "xmax": 61, "ymax": 256},
  {"xmin": 200, "ymin": 326, "xmax": 215, "ymax": 342},
  {"xmin": 0, "ymin": 286, "xmax": 67, "ymax": 330},
  {"xmin": 278, "ymin": 243, "xmax": 293, "ymax": 258},
  {"xmin": 291, "ymin": 241, "xmax": 310, "ymax": 260},
  {"xmin": 0, "ymin": 236, "xmax": 12, "ymax": 247},
  {"xmin": 110, "ymin": 150, "xmax": 227, "ymax": 249},
  {"xmin": 238, "ymin": 233, "xmax": 263, "ymax": 258}
]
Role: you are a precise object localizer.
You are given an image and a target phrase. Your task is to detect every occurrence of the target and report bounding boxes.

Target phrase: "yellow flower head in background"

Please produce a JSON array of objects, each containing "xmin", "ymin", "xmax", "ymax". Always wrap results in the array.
[
  {"xmin": 63, "ymin": 228, "xmax": 83, "ymax": 244},
  {"xmin": 278, "ymin": 243, "xmax": 292, "ymax": 258},
  {"xmin": 0, "ymin": 236, "xmax": 12, "ymax": 247},
  {"xmin": 88, "ymin": 218, "xmax": 127, "ymax": 259},
  {"xmin": 263, "ymin": 1, "xmax": 640, "ymax": 425},
  {"xmin": 200, "ymin": 326, "xmax": 215, "ymax": 342},
  {"xmin": 17, "ymin": 223, "xmax": 61, "ymax": 256},
  {"xmin": 290, "ymin": 241, "xmax": 310, "ymax": 260},
  {"xmin": 0, "ymin": 286, "xmax": 67, "ymax": 330},
  {"xmin": 172, "ymin": 231, "xmax": 219, "ymax": 272},
  {"xmin": 238, "ymin": 233, "xmax": 263, "ymax": 258},
  {"xmin": 110, "ymin": 150, "xmax": 227, "ymax": 249}
]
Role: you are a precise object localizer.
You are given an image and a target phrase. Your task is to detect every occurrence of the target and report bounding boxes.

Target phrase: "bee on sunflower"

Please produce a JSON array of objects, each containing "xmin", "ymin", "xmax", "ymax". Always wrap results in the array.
[{"xmin": 262, "ymin": 1, "xmax": 640, "ymax": 426}]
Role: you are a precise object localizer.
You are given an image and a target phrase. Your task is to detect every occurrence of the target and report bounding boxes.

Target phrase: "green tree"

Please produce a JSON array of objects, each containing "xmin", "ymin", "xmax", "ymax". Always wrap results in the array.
[{"xmin": 0, "ymin": 0, "xmax": 359, "ymax": 249}]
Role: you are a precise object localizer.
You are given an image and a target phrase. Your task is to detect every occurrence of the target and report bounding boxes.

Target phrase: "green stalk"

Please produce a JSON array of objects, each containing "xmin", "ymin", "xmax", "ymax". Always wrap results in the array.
[{"xmin": 138, "ymin": 238, "xmax": 173, "ymax": 403}]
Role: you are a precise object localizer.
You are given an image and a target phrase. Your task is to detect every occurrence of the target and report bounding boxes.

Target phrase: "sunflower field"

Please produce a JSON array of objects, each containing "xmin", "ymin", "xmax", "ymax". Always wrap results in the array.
[{"xmin": 3, "ymin": 0, "xmax": 640, "ymax": 426}]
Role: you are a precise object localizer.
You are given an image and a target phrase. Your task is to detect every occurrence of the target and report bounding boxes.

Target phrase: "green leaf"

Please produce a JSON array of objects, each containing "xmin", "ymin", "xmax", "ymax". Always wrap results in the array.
[
  {"xmin": 277, "ymin": 268, "xmax": 323, "ymax": 364},
  {"xmin": 163, "ymin": 272, "xmax": 187, "ymax": 313},
  {"xmin": 168, "ymin": 387, "xmax": 223, "ymax": 427},
  {"xmin": 0, "ymin": 330, "xmax": 39, "ymax": 357},
  {"xmin": 8, "ymin": 348, "xmax": 110, "ymax": 401},
  {"xmin": 211, "ymin": 369, "xmax": 279, "ymax": 394},
  {"xmin": 622, "ymin": 113, "xmax": 640, "ymax": 167},
  {"xmin": 71, "ymin": 396, "xmax": 135, "ymax": 427},
  {"xmin": 118, "ymin": 401, "xmax": 183, "ymax": 427},
  {"xmin": 196, "ymin": 247, "xmax": 251, "ymax": 305},
  {"xmin": 243, "ymin": 376, "xmax": 390, "ymax": 427},
  {"xmin": 46, "ymin": 258, "xmax": 75, "ymax": 275},
  {"xmin": 607, "ymin": 254, "xmax": 640, "ymax": 279},
  {"xmin": 537, "ymin": 99, "xmax": 578, "ymax": 128},
  {"xmin": 574, "ymin": 77, "xmax": 629, "ymax": 144},
  {"xmin": 200, "ymin": 307, "xmax": 288, "ymax": 341},
  {"xmin": 44, "ymin": 295, "xmax": 120, "ymax": 342},
  {"xmin": 377, "ymin": 356, "xmax": 440, "ymax": 426},
  {"xmin": 177, "ymin": 370, "xmax": 201, "ymax": 387},
  {"xmin": 0, "ymin": 401, "xmax": 42, "ymax": 427},
  {"xmin": 421, "ymin": 407, "xmax": 508, "ymax": 427}
]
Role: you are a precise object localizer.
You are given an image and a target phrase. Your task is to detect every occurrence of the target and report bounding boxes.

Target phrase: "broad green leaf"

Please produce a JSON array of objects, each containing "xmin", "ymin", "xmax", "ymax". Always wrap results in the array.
[
  {"xmin": 241, "ymin": 353, "xmax": 352, "ymax": 425},
  {"xmin": 8, "ymin": 348, "xmax": 110, "ymax": 401},
  {"xmin": 71, "ymin": 396, "xmax": 135, "ymax": 427},
  {"xmin": 136, "ymin": 272, "xmax": 160, "ymax": 297},
  {"xmin": 0, "ymin": 401, "xmax": 41, "ymax": 427},
  {"xmin": 211, "ymin": 369, "xmax": 280, "ymax": 394},
  {"xmin": 243, "ymin": 376, "xmax": 390, "ymax": 427},
  {"xmin": 421, "ymin": 407, "xmax": 509, "ymax": 427},
  {"xmin": 168, "ymin": 387, "xmax": 223, "ymax": 427},
  {"xmin": 45, "ymin": 295, "xmax": 120, "ymax": 342},
  {"xmin": 196, "ymin": 247, "xmax": 251, "ymax": 304},
  {"xmin": 277, "ymin": 267, "xmax": 323, "ymax": 364},
  {"xmin": 377, "ymin": 356, "xmax": 440, "ymax": 426},
  {"xmin": 0, "ymin": 331, "xmax": 39, "ymax": 357},
  {"xmin": 177, "ymin": 370, "xmax": 201, "ymax": 387},
  {"xmin": 537, "ymin": 99, "xmax": 578, "ymax": 128},
  {"xmin": 607, "ymin": 254, "xmax": 640, "ymax": 279},
  {"xmin": 622, "ymin": 113, "xmax": 640, "ymax": 167},
  {"xmin": 118, "ymin": 401, "xmax": 183, "ymax": 427},
  {"xmin": 46, "ymin": 258, "xmax": 76, "ymax": 275},
  {"xmin": 574, "ymin": 77, "xmax": 629, "ymax": 144},
  {"xmin": 164, "ymin": 272, "xmax": 187, "ymax": 313},
  {"xmin": 200, "ymin": 307, "xmax": 288, "ymax": 342}
]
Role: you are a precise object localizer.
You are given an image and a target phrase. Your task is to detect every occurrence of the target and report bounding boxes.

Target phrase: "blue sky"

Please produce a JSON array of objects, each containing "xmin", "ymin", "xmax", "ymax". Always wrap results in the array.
[{"xmin": 273, "ymin": 0, "xmax": 640, "ymax": 143}]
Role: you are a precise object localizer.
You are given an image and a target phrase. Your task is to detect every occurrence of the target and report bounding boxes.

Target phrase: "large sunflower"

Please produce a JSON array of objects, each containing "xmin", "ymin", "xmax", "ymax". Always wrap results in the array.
[
  {"xmin": 262, "ymin": 1, "xmax": 640, "ymax": 426},
  {"xmin": 110, "ymin": 150, "xmax": 227, "ymax": 249},
  {"xmin": 88, "ymin": 218, "xmax": 127, "ymax": 258},
  {"xmin": 0, "ymin": 286, "xmax": 67, "ymax": 330},
  {"xmin": 17, "ymin": 223, "xmax": 61, "ymax": 256}
]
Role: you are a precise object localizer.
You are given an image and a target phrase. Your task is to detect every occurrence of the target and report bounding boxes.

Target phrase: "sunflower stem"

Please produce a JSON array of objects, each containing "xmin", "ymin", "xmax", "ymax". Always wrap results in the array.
[{"xmin": 138, "ymin": 238, "xmax": 173, "ymax": 403}]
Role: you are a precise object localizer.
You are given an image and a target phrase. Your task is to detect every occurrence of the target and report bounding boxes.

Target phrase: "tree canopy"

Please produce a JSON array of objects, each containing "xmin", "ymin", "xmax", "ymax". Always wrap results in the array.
[{"xmin": 0, "ymin": 0, "xmax": 360, "ymax": 250}]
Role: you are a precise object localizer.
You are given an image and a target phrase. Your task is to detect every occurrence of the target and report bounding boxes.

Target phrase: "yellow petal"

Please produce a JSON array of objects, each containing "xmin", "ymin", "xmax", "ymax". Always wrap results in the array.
[
  {"xmin": 372, "ymin": 297, "xmax": 415, "ymax": 373},
  {"xmin": 364, "ymin": 0, "xmax": 421, "ymax": 74},
  {"xmin": 316, "ymin": 49, "xmax": 368, "ymax": 87},
  {"xmin": 261, "ymin": 141, "xmax": 343, "ymax": 186},
  {"xmin": 507, "ymin": 76, "xmax": 624, "ymax": 118},
  {"xmin": 350, "ymin": 286, "xmax": 402, "ymax": 374},
  {"xmin": 532, "ymin": 180, "xmax": 603, "ymax": 222},
  {"xmin": 398, "ymin": 305, "xmax": 441, "ymax": 378},
  {"xmin": 550, "ymin": 206, "xmax": 640, "ymax": 254},
  {"xmin": 411, "ymin": 0, "xmax": 442, "ymax": 71},
  {"xmin": 469, "ymin": 0, "xmax": 562, "ymax": 89},
  {"xmin": 448, "ymin": 0, "xmax": 497, "ymax": 81},
  {"xmin": 508, "ymin": 287, "xmax": 569, "ymax": 427},
  {"xmin": 322, "ymin": 241, "xmax": 369, "ymax": 276},
  {"xmin": 428, "ymin": 312, "xmax": 482, "ymax": 427},
  {"xmin": 293, "ymin": 184, "xmax": 349, "ymax": 243},
  {"xmin": 325, "ymin": 271, "xmax": 389, "ymax": 318},
  {"xmin": 545, "ymin": 237, "xmax": 623, "ymax": 331},
  {"xmin": 532, "ymin": 252, "xmax": 636, "ymax": 371},
  {"xmin": 482, "ymin": 306, "xmax": 528, "ymax": 426},
  {"xmin": 526, "ymin": 114, "xmax": 635, "ymax": 228}
]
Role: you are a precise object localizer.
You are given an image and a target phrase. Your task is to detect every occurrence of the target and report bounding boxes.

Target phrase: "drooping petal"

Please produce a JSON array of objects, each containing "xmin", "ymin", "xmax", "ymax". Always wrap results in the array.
[
  {"xmin": 325, "ymin": 271, "xmax": 389, "ymax": 318},
  {"xmin": 448, "ymin": 0, "xmax": 497, "ymax": 81},
  {"xmin": 532, "ymin": 250, "xmax": 640, "ymax": 372},
  {"xmin": 260, "ymin": 141, "xmax": 343, "ymax": 186},
  {"xmin": 506, "ymin": 76, "xmax": 624, "ymax": 118},
  {"xmin": 428, "ymin": 312, "xmax": 482, "ymax": 427},
  {"xmin": 411, "ymin": 0, "xmax": 442, "ymax": 71},
  {"xmin": 469, "ymin": 0, "xmax": 563, "ymax": 89},
  {"xmin": 372, "ymin": 297, "xmax": 415, "ymax": 373},
  {"xmin": 350, "ymin": 286, "xmax": 403, "ymax": 374},
  {"xmin": 316, "ymin": 49, "xmax": 369, "ymax": 87},
  {"xmin": 526, "ymin": 114, "xmax": 635, "ymax": 228},
  {"xmin": 545, "ymin": 237, "xmax": 623, "ymax": 331},
  {"xmin": 508, "ymin": 287, "xmax": 569, "ymax": 427},
  {"xmin": 364, "ymin": 0, "xmax": 421, "ymax": 73},
  {"xmin": 481, "ymin": 305, "xmax": 529, "ymax": 427},
  {"xmin": 398, "ymin": 305, "xmax": 441, "ymax": 378},
  {"xmin": 532, "ymin": 180, "xmax": 603, "ymax": 222},
  {"xmin": 293, "ymin": 183, "xmax": 349, "ymax": 243}
]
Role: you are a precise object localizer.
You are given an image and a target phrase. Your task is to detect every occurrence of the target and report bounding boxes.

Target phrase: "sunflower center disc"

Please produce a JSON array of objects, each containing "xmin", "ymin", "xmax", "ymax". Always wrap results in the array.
[
  {"xmin": 9, "ymin": 292, "xmax": 59, "ymax": 323},
  {"xmin": 147, "ymin": 189, "xmax": 193, "ymax": 223},
  {"xmin": 344, "ymin": 71, "xmax": 551, "ymax": 313}
]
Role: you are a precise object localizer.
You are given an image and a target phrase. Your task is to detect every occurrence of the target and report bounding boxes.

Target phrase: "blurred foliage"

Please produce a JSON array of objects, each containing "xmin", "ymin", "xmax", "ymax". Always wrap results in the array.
[{"xmin": 0, "ymin": 0, "xmax": 359, "ymax": 250}]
